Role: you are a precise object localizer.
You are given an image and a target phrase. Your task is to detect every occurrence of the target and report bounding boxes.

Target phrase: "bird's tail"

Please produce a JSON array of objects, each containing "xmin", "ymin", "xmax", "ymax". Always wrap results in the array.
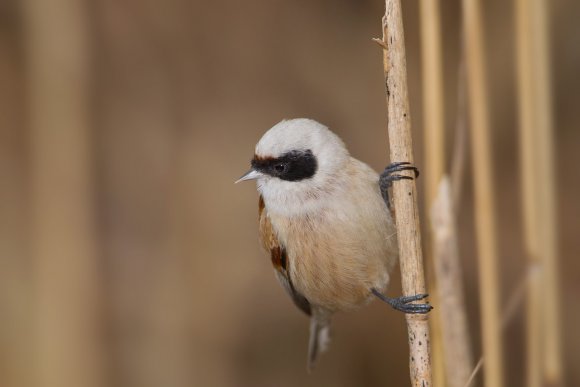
[{"xmin": 307, "ymin": 309, "xmax": 331, "ymax": 372}]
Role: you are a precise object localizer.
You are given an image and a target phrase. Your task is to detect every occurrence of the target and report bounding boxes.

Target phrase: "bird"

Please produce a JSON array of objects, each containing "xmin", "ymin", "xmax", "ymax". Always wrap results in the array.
[{"xmin": 236, "ymin": 118, "xmax": 431, "ymax": 371}]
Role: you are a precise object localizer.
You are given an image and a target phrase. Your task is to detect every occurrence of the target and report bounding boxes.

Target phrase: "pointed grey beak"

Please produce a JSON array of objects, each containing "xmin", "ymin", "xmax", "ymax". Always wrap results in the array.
[{"xmin": 235, "ymin": 169, "xmax": 264, "ymax": 184}]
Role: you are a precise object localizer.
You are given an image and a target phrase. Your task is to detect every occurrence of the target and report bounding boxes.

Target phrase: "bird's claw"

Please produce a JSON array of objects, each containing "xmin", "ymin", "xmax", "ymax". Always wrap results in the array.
[
  {"xmin": 371, "ymin": 289, "xmax": 433, "ymax": 314},
  {"xmin": 380, "ymin": 161, "xmax": 419, "ymax": 188},
  {"xmin": 379, "ymin": 162, "xmax": 420, "ymax": 207},
  {"xmin": 383, "ymin": 161, "xmax": 420, "ymax": 177}
]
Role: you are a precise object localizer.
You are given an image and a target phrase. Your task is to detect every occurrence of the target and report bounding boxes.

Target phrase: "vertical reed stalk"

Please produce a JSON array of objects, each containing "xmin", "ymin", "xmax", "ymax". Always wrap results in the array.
[
  {"xmin": 516, "ymin": 2, "xmax": 543, "ymax": 386},
  {"xmin": 419, "ymin": 1, "xmax": 445, "ymax": 204},
  {"xmin": 23, "ymin": 1, "xmax": 103, "ymax": 386},
  {"xmin": 461, "ymin": 0, "xmax": 504, "ymax": 386},
  {"xmin": 378, "ymin": 1, "xmax": 432, "ymax": 385},
  {"xmin": 516, "ymin": 0, "xmax": 563, "ymax": 385},
  {"xmin": 464, "ymin": 269, "xmax": 530, "ymax": 387},
  {"xmin": 431, "ymin": 177, "xmax": 474, "ymax": 387},
  {"xmin": 451, "ymin": 56, "xmax": 468, "ymax": 212},
  {"xmin": 419, "ymin": 2, "xmax": 446, "ymax": 385}
]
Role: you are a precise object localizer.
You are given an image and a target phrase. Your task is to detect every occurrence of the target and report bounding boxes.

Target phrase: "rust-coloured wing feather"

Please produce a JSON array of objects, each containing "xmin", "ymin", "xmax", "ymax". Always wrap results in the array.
[{"xmin": 259, "ymin": 196, "xmax": 311, "ymax": 316}]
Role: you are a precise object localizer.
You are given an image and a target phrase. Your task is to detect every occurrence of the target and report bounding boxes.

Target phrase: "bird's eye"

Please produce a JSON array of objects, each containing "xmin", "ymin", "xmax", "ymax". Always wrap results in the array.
[{"xmin": 274, "ymin": 163, "xmax": 286, "ymax": 173}]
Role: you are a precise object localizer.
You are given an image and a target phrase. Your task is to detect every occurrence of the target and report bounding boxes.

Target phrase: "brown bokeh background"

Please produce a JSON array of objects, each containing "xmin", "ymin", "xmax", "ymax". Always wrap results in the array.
[{"xmin": 1, "ymin": 1, "xmax": 578, "ymax": 386}]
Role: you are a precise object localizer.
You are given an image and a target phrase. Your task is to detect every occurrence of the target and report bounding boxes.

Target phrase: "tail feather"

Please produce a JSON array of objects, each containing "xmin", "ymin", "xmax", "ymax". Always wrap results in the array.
[{"xmin": 307, "ymin": 314, "xmax": 331, "ymax": 372}]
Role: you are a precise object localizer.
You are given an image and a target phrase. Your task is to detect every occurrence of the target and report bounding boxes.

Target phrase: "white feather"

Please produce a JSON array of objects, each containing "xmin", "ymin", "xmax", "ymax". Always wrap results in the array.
[{"xmin": 255, "ymin": 119, "xmax": 350, "ymax": 216}]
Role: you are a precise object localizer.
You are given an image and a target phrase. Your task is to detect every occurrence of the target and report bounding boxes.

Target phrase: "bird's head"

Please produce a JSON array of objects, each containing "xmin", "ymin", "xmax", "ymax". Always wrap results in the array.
[{"xmin": 237, "ymin": 119, "xmax": 350, "ymax": 213}]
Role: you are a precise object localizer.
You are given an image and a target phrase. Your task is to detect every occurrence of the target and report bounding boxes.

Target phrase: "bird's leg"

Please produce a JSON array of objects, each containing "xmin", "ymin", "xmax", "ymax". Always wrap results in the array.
[
  {"xmin": 371, "ymin": 288, "xmax": 433, "ymax": 314},
  {"xmin": 379, "ymin": 162, "xmax": 420, "ymax": 209},
  {"xmin": 377, "ymin": 163, "xmax": 428, "ymax": 313}
]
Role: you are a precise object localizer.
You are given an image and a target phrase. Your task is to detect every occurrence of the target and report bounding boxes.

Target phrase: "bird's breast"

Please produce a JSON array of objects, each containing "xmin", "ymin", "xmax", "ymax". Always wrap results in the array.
[{"xmin": 268, "ymin": 202, "xmax": 396, "ymax": 311}]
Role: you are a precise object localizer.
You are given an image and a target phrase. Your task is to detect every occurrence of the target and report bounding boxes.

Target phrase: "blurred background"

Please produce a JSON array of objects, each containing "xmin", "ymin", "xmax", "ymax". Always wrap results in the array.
[{"xmin": 0, "ymin": 0, "xmax": 578, "ymax": 386}]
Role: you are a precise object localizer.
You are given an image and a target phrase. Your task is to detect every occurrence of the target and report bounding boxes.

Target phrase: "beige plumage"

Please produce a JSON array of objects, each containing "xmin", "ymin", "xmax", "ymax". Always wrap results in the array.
[
  {"xmin": 260, "ymin": 157, "xmax": 398, "ymax": 310},
  {"xmin": 238, "ymin": 118, "xmax": 428, "ymax": 370}
]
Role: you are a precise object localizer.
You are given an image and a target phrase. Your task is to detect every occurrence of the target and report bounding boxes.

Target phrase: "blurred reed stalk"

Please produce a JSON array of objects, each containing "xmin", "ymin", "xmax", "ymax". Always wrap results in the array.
[
  {"xmin": 461, "ymin": 0, "xmax": 504, "ymax": 386},
  {"xmin": 419, "ymin": 0, "xmax": 445, "ymax": 216},
  {"xmin": 22, "ymin": 1, "xmax": 104, "ymax": 387},
  {"xmin": 430, "ymin": 177, "xmax": 473, "ymax": 387},
  {"xmin": 516, "ymin": 0, "xmax": 563, "ymax": 386},
  {"xmin": 451, "ymin": 56, "xmax": 468, "ymax": 212},
  {"xmin": 418, "ymin": 1, "xmax": 446, "ymax": 385},
  {"xmin": 376, "ymin": 1, "xmax": 432, "ymax": 385},
  {"xmin": 465, "ymin": 268, "xmax": 529, "ymax": 387}
]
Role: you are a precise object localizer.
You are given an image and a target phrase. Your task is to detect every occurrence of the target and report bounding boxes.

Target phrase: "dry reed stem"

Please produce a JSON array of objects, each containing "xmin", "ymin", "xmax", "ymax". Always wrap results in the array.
[
  {"xmin": 464, "ymin": 267, "xmax": 533, "ymax": 387},
  {"xmin": 516, "ymin": 5, "xmax": 543, "ymax": 385},
  {"xmin": 461, "ymin": 0, "xmax": 504, "ymax": 386},
  {"xmin": 430, "ymin": 177, "xmax": 473, "ymax": 387},
  {"xmin": 419, "ymin": 0, "xmax": 445, "ymax": 207},
  {"xmin": 516, "ymin": 0, "xmax": 563, "ymax": 385},
  {"xmin": 451, "ymin": 55, "xmax": 467, "ymax": 213},
  {"xmin": 379, "ymin": 1, "xmax": 432, "ymax": 385},
  {"xmin": 23, "ymin": 1, "xmax": 103, "ymax": 386},
  {"xmin": 419, "ymin": 2, "xmax": 446, "ymax": 385}
]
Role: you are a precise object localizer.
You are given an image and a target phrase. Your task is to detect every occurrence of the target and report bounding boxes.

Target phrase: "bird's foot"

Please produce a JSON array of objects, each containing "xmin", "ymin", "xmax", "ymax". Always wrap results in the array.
[
  {"xmin": 379, "ymin": 162, "xmax": 420, "ymax": 206},
  {"xmin": 371, "ymin": 289, "xmax": 432, "ymax": 314}
]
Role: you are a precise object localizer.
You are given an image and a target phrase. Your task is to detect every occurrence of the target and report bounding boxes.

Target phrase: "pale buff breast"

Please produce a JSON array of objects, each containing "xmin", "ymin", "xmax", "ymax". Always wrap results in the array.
[{"xmin": 267, "ymin": 159, "xmax": 398, "ymax": 311}]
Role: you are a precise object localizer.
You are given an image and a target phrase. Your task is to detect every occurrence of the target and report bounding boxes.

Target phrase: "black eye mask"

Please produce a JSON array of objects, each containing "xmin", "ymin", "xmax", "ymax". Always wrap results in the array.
[{"xmin": 251, "ymin": 149, "xmax": 318, "ymax": 182}]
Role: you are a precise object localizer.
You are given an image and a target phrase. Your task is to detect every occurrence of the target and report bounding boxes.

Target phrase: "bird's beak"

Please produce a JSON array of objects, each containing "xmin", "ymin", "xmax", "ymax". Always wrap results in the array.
[{"xmin": 235, "ymin": 169, "xmax": 264, "ymax": 184}]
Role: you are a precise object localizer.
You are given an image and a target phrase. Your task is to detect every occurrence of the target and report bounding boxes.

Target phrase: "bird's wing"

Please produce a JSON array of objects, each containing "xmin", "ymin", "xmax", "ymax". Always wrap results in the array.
[{"xmin": 259, "ymin": 195, "xmax": 311, "ymax": 316}]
